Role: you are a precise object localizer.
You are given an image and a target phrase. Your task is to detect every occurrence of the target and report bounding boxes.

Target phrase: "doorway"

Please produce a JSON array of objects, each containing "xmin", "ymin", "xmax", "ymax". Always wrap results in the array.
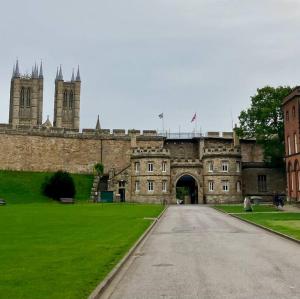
[{"xmin": 176, "ymin": 175, "xmax": 198, "ymax": 204}]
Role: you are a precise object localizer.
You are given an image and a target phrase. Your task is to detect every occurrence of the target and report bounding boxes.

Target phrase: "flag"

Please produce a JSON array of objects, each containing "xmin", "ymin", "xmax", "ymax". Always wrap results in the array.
[
  {"xmin": 158, "ymin": 113, "xmax": 164, "ymax": 119},
  {"xmin": 191, "ymin": 113, "xmax": 196, "ymax": 122}
]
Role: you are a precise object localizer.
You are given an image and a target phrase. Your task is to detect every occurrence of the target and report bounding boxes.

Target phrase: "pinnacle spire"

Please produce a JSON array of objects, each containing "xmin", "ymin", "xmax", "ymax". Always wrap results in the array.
[
  {"xmin": 57, "ymin": 65, "xmax": 63, "ymax": 80},
  {"xmin": 76, "ymin": 65, "xmax": 81, "ymax": 81},
  {"xmin": 15, "ymin": 59, "xmax": 20, "ymax": 77},
  {"xmin": 71, "ymin": 68, "xmax": 75, "ymax": 81},
  {"xmin": 96, "ymin": 115, "xmax": 101, "ymax": 130},
  {"xmin": 39, "ymin": 61, "xmax": 43, "ymax": 79},
  {"xmin": 55, "ymin": 67, "xmax": 59, "ymax": 80},
  {"xmin": 32, "ymin": 63, "xmax": 38, "ymax": 79}
]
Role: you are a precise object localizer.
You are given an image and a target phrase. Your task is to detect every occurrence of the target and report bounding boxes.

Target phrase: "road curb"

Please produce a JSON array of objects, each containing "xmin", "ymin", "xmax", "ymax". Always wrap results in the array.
[
  {"xmin": 88, "ymin": 205, "xmax": 168, "ymax": 299},
  {"xmin": 214, "ymin": 207, "xmax": 300, "ymax": 245}
]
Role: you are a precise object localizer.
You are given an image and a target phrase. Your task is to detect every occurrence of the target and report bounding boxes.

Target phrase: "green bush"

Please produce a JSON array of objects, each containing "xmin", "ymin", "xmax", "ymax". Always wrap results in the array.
[
  {"xmin": 94, "ymin": 163, "xmax": 104, "ymax": 176},
  {"xmin": 42, "ymin": 171, "xmax": 76, "ymax": 200}
]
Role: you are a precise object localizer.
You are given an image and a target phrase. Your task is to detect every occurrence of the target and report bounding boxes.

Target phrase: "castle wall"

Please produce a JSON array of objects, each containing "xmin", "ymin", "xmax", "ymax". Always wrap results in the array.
[
  {"xmin": 165, "ymin": 140, "xmax": 199, "ymax": 159},
  {"xmin": 240, "ymin": 140, "xmax": 264, "ymax": 162},
  {"xmin": 0, "ymin": 130, "xmax": 163, "ymax": 174},
  {"xmin": 242, "ymin": 166, "xmax": 286, "ymax": 200}
]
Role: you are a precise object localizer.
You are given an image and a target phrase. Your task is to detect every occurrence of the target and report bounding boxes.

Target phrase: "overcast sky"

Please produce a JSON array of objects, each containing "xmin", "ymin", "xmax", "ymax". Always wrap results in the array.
[{"xmin": 0, "ymin": 0, "xmax": 300, "ymax": 133}]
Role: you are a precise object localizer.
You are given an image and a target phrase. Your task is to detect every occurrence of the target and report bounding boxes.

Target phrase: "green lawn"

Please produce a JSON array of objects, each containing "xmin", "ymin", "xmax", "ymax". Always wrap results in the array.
[
  {"xmin": 213, "ymin": 204, "xmax": 300, "ymax": 241},
  {"xmin": 213, "ymin": 204, "xmax": 278, "ymax": 213},
  {"xmin": 0, "ymin": 170, "xmax": 93, "ymax": 204},
  {"xmin": 238, "ymin": 212, "xmax": 300, "ymax": 240},
  {"xmin": 0, "ymin": 203, "xmax": 164, "ymax": 299}
]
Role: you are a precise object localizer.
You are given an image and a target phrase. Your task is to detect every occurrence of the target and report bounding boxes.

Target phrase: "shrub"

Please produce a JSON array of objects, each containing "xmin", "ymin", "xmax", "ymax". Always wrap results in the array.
[
  {"xmin": 94, "ymin": 163, "xmax": 104, "ymax": 176},
  {"xmin": 42, "ymin": 171, "xmax": 76, "ymax": 200}
]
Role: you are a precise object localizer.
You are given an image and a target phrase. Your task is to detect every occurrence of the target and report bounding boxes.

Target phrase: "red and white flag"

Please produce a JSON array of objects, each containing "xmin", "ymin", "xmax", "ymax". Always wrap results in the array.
[{"xmin": 191, "ymin": 113, "xmax": 196, "ymax": 122}]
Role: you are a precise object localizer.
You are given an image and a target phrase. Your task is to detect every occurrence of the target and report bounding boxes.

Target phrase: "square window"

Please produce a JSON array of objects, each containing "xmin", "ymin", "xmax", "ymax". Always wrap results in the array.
[
  {"xmin": 148, "ymin": 180, "xmax": 154, "ymax": 192},
  {"xmin": 148, "ymin": 162, "xmax": 154, "ymax": 172},
  {"xmin": 222, "ymin": 161, "xmax": 229, "ymax": 172},
  {"xmin": 222, "ymin": 180, "xmax": 229, "ymax": 192},
  {"xmin": 135, "ymin": 181, "xmax": 140, "ymax": 192},
  {"xmin": 135, "ymin": 162, "xmax": 140, "ymax": 173},
  {"xmin": 258, "ymin": 175, "xmax": 267, "ymax": 192}
]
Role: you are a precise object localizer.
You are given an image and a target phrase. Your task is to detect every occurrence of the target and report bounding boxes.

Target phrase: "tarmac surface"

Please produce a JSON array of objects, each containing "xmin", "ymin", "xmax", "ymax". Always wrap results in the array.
[{"xmin": 100, "ymin": 205, "xmax": 300, "ymax": 299}]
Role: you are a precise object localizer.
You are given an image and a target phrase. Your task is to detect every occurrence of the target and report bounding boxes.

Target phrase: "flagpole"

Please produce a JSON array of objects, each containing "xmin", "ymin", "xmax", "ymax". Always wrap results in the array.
[{"xmin": 162, "ymin": 116, "xmax": 165, "ymax": 135}]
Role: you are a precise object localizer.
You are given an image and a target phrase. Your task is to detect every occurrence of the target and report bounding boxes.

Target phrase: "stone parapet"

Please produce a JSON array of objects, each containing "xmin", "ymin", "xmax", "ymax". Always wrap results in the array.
[
  {"xmin": 131, "ymin": 147, "xmax": 170, "ymax": 158},
  {"xmin": 202, "ymin": 146, "xmax": 241, "ymax": 158},
  {"xmin": 0, "ymin": 126, "xmax": 162, "ymax": 141},
  {"xmin": 171, "ymin": 159, "xmax": 202, "ymax": 167}
]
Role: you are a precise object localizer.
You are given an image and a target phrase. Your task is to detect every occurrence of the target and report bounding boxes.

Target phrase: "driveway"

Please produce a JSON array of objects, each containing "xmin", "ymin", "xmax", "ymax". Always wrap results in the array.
[{"xmin": 100, "ymin": 205, "xmax": 300, "ymax": 299}]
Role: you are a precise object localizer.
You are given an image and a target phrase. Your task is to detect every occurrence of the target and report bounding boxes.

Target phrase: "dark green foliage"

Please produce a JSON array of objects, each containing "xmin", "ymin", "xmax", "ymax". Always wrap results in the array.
[
  {"xmin": 176, "ymin": 186, "xmax": 189, "ymax": 200},
  {"xmin": 42, "ymin": 171, "xmax": 76, "ymax": 200},
  {"xmin": 237, "ymin": 86, "xmax": 292, "ymax": 169},
  {"xmin": 94, "ymin": 163, "xmax": 104, "ymax": 176}
]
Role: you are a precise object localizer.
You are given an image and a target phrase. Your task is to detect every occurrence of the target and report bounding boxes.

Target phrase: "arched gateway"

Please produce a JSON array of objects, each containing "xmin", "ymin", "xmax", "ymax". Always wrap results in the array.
[{"xmin": 176, "ymin": 175, "xmax": 199, "ymax": 204}]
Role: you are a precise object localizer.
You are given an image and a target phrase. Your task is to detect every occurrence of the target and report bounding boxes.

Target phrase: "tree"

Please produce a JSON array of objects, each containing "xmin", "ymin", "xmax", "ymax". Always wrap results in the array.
[
  {"xmin": 237, "ymin": 86, "xmax": 292, "ymax": 169},
  {"xmin": 42, "ymin": 171, "xmax": 76, "ymax": 200}
]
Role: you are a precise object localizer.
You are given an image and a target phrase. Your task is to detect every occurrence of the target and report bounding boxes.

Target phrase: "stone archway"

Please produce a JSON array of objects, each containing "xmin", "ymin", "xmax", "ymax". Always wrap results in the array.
[{"xmin": 176, "ymin": 174, "xmax": 199, "ymax": 204}]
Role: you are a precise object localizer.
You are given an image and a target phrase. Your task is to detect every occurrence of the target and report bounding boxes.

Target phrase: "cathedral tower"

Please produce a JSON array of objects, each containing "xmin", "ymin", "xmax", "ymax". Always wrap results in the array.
[
  {"xmin": 53, "ymin": 66, "xmax": 81, "ymax": 131},
  {"xmin": 9, "ymin": 60, "xmax": 43, "ymax": 128}
]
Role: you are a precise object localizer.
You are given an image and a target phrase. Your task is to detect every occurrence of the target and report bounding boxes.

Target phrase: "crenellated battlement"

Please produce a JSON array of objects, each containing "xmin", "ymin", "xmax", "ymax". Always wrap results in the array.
[
  {"xmin": 202, "ymin": 146, "xmax": 241, "ymax": 158},
  {"xmin": 0, "ymin": 125, "xmax": 161, "ymax": 140},
  {"xmin": 131, "ymin": 147, "xmax": 170, "ymax": 158},
  {"xmin": 171, "ymin": 158, "xmax": 202, "ymax": 167}
]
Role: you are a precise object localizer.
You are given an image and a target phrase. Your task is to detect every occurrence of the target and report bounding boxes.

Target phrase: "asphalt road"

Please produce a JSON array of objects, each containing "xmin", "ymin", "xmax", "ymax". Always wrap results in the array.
[{"xmin": 100, "ymin": 206, "xmax": 300, "ymax": 299}]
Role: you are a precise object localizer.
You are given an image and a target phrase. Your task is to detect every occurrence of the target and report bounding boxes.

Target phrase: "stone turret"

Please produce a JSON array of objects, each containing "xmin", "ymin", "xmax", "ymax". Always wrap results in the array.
[
  {"xmin": 53, "ymin": 65, "xmax": 81, "ymax": 131},
  {"xmin": 9, "ymin": 60, "xmax": 43, "ymax": 128}
]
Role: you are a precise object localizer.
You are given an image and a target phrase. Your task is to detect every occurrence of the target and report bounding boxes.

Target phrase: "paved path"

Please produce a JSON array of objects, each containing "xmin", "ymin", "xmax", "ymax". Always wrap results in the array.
[{"xmin": 100, "ymin": 206, "xmax": 300, "ymax": 299}]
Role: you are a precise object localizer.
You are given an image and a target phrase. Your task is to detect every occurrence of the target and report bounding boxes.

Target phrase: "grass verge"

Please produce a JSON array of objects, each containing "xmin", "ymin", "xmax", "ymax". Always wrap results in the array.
[{"xmin": 213, "ymin": 204, "xmax": 300, "ymax": 241}]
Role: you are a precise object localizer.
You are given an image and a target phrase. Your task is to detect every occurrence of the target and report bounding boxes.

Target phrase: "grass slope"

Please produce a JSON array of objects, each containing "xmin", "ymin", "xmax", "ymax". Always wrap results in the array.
[
  {"xmin": 0, "ymin": 203, "xmax": 164, "ymax": 299},
  {"xmin": 0, "ymin": 170, "xmax": 93, "ymax": 203}
]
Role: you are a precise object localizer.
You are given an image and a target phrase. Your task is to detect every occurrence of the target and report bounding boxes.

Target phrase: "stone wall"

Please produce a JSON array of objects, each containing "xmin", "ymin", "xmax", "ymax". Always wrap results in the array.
[
  {"xmin": 242, "ymin": 165, "xmax": 286, "ymax": 200},
  {"xmin": 0, "ymin": 131, "xmax": 163, "ymax": 174},
  {"xmin": 165, "ymin": 140, "xmax": 199, "ymax": 159}
]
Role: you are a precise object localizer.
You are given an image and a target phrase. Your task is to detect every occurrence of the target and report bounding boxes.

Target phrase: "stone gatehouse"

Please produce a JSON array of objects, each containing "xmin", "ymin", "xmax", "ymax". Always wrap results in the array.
[{"xmin": 0, "ymin": 61, "xmax": 285, "ymax": 203}]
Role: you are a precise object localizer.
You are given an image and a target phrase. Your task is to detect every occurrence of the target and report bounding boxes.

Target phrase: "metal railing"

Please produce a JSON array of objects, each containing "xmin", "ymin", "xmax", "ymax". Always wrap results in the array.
[{"xmin": 158, "ymin": 132, "xmax": 204, "ymax": 139}]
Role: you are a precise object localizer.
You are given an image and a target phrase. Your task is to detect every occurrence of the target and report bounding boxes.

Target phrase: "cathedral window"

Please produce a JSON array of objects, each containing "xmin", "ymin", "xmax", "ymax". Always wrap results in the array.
[
  {"xmin": 20, "ymin": 87, "xmax": 25, "ymax": 108},
  {"xmin": 26, "ymin": 88, "xmax": 31, "ymax": 107},
  {"xmin": 162, "ymin": 161, "xmax": 167, "ymax": 172},
  {"xmin": 69, "ymin": 90, "xmax": 73, "ymax": 109},
  {"xmin": 63, "ymin": 90, "xmax": 68, "ymax": 108},
  {"xmin": 208, "ymin": 181, "xmax": 214, "ymax": 192},
  {"xmin": 147, "ymin": 180, "xmax": 154, "ymax": 192}
]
